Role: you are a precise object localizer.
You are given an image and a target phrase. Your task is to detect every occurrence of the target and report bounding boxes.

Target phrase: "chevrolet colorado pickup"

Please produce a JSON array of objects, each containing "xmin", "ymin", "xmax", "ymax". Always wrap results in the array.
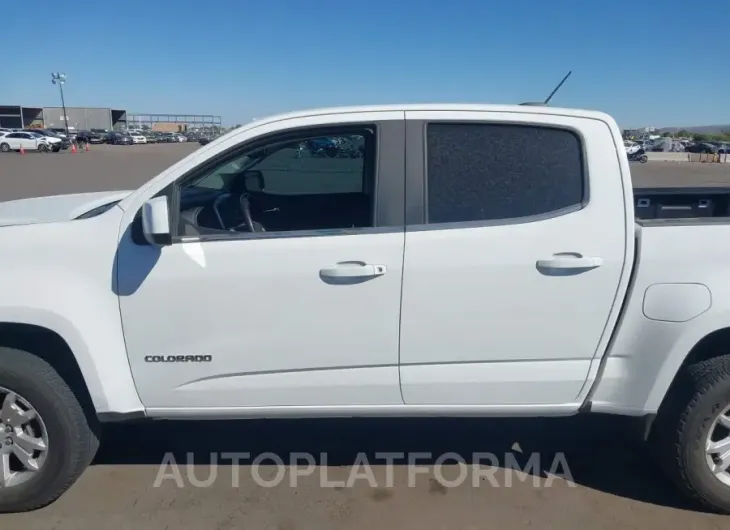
[{"xmin": 2, "ymin": 104, "xmax": 730, "ymax": 514}]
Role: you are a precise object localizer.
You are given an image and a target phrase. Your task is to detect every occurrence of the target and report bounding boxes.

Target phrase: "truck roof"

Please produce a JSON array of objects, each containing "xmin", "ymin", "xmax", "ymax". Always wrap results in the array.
[{"xmin": 242, "ymin": 103, "xmax": 617, "ymax": 130}]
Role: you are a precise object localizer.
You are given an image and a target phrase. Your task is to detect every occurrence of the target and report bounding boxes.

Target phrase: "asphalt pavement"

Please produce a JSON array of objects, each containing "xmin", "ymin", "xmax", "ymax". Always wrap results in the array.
[
  {"xmin": 3, "ymin": 416, "xmax": 730, "ymax": 530},
  {"xmin": 1, "ymin": 144, "xmax": 730, "ymax": 529}
]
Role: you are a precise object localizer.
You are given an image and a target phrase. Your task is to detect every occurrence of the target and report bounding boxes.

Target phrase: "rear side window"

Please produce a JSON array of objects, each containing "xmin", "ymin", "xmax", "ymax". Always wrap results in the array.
[{"xmin": 426, "ymin": 123, "xmax": 585, "ymax": 224}]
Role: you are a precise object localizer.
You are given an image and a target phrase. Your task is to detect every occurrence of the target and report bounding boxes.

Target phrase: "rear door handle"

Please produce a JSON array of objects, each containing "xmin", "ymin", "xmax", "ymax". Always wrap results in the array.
[
  {"xmin": 319, "ymin": 263, "xmax": 387, "ymax": 279},
  {"xmin": 536, "ymin": 253, "xmax": 603, "ymax": 271}
]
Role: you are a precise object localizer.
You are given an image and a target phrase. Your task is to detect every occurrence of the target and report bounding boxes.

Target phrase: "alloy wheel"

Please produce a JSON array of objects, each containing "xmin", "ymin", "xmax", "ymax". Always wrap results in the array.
[
  {"xmin": 0, "ymin": 387, "xmax": 49, "ymax": 488},
  {"xmin": 706, "ymin": 404, "xmax": 730, "ymax": 487}
]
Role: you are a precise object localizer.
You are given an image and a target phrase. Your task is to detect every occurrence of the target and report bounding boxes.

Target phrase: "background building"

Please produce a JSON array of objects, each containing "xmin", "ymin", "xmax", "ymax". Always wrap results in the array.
[
  {"xmin": 127, "ymin": 113, "xmax": 222, "ymax": 133},
  {"xmin": 40, "ymin": 107, "xmax": 128, "ymax": 131},
  {"xmin": 0, "ymin": 105, "xmax": 23, "ymax": 128},
  {"xmin": 0, "ymin": 104, "xmax": 127, "ymax": 130},
  {"xmin": 0, "ymin": 105, "xmax": 222, "ymax": 133}
]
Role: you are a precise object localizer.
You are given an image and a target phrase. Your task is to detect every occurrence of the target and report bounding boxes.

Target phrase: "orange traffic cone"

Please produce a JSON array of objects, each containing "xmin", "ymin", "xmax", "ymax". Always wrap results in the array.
[
  {"xmin": 71, "ymin": 143, "xmax": 77, "ymax": 154},
  {"xmin": 85, "ymin": 142, "xmax": 90, "ymax": 152},
  {"xmin": 19, "ymin": 145, "xmax": 25, "ymax": 155}
]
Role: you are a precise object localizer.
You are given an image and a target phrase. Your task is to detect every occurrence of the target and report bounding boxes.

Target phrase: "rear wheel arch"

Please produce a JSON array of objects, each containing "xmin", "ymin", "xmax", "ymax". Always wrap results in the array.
[{"xmin": 656, "ymin": 327, "xmax": 730, "ymax": 415}]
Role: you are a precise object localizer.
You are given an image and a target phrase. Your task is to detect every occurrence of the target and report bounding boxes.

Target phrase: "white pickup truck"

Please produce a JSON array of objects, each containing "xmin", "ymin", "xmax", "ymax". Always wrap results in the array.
[{"xmin": 2, "ymin": 104, "xmax": 730, "ymax": 514}]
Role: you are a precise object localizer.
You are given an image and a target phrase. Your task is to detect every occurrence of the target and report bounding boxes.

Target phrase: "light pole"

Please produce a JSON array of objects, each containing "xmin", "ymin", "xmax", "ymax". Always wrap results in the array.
[{"xmin": 51, "ymin": 72, "xmax": 69, "ymax": 138}]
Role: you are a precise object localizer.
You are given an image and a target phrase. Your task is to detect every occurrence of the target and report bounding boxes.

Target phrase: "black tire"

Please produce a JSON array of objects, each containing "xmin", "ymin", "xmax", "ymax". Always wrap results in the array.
[
  {"xmin": 38, "ymin": 144, "xmax": 48, "ymax": 153},
  {"xmin": 0, "ymin": 143, "xmax": 10, "ymax": 153},
  {"xmin": 653, "ymin": 355, "xmax": 730, "ymax": 514},
  {"xmin": 640, "ymin": 154, "xmax": 648, "ymax": 163},
  {"xmin": 0, "ymin": 347, "xmax": 99, "ymax": 513}
]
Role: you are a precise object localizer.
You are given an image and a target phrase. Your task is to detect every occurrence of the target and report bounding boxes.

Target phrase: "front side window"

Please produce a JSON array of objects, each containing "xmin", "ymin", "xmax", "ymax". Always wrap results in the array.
[
  {"xmin": 426, "ymin": 122, "xmax": 585, "ymax": 224},
  {"xmin": 176, "ymin": 128, "xmax": 374, "ymax": 237}
]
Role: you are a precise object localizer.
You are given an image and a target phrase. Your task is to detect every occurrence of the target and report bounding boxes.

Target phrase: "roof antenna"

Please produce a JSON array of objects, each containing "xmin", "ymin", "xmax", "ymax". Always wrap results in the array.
[{"xmin": 519, "ymin": 70, "xmax": 572, "ymax": 106}]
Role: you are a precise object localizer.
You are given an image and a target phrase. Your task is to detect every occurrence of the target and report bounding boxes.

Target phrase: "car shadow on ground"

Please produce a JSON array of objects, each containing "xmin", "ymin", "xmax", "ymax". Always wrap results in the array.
[{"xmin": 94, "ymin": 414, "xmax": 704, "ymax": 513}]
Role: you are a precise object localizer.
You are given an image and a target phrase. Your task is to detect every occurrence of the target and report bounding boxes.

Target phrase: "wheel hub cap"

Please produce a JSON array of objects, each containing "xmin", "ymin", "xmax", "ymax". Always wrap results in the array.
[
  {"xmin": 0, "ymin": 387, "xmax": 49, "ymax": 488},
  {"xmin": 705, "ymin": 404, "xmax": 730, "ymax": 486}
]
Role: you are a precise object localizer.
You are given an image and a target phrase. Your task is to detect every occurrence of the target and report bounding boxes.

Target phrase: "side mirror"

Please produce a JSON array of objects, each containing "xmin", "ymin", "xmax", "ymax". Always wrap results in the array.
[{"xmin": 141, "ymin": 196, "xmax": 171, "ymax": 245}]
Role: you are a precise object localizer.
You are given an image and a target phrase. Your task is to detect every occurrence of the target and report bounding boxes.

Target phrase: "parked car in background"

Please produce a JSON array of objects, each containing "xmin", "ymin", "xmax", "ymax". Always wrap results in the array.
[
  {"xmin": 0, "ymin": 131, "xmax": 54, "ymax": 152},
  {"xmin": 24, "ymin": 129, "xmax": 70, "ymax": 150},
  {"xmin": 75, "ymin": 130, "xmax": 105, "ymax": 145},
  {"xmin": 198, "ymin": 135, "xmax": 212, "ymax": 145},
  {"xmin": 142, "ymin": 132, "xmax": 160, "ymax": 144},
  {"xmin": 129, "ymin": 132, "xmax": 147, "ymax": 144},
  {"xmin": 28, "ymin": 131, "xmax": 63, "ymax": 152},
  {"xmin": 687, "ymin": 142, "xmax": 719, "ymax": 154},
  {"xmin": 48, "ymin": 128, "xmax": 78, "ymax": 142},
  {"xmin": 106, "ymin": 131, "xmax": 133, "ymax": 145},
  {"xmin": 156, "ymin": 132, "xmax": 176, "ymax": 143}
]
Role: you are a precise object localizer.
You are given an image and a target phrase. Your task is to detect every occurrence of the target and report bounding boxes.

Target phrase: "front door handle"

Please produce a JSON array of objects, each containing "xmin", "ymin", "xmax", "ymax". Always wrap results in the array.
[
  {"xmin": 536, "ymin": 253, "xmax": 603, "ymax": 271},
  {"xmin": 320, "ymin": 263, "xmax": 387, "ymax": 279}
]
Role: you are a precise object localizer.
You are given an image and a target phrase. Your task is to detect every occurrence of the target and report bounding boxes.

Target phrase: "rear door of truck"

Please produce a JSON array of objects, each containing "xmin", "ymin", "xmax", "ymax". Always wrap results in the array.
[{"xmin": 398, "ymin": 110, "xmax": 634, "ymax": 407}]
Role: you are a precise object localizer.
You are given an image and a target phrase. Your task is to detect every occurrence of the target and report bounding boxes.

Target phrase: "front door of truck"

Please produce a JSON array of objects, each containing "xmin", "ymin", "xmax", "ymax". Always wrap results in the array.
[
  {"xmin": 117, "ymin": 113, "xmax": 407, "ymax": 410},
  {"xmin": 398, "ymin": 111, "xmax": 631, "ymax": 407}
]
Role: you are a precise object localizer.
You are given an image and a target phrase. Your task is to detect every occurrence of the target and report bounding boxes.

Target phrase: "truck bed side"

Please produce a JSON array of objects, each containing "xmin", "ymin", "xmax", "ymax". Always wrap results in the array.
[{"xmin": 588, "ymin": 220, "xmax": 730, "ymax": 415}]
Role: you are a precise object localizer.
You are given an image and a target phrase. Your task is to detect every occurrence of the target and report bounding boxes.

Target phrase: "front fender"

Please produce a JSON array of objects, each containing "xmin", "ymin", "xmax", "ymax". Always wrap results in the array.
[
  {"xmin": 0, "ymin": 306, "xmax": 143, "ymax": 414},
  {"xmin": 0, "ymin": 211, "xmax": 144, "ymax": 416}
]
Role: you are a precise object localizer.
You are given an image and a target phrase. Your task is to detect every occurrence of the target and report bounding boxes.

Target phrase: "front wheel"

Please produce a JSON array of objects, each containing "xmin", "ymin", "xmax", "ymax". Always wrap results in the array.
[
  {"xmin": 0, "ymin": 347, "xmax": 99, "ymax": 513},
  {"xmin": 639, "ymin": 154, "xmax": 648, "ymax": 163},
  {"xmin": 653, "ymin": 355, "xmax": 730, "ymax": 514},
  {"xmin": 38, "ymin": 144, "xmax": 48, "ymax": 153}
]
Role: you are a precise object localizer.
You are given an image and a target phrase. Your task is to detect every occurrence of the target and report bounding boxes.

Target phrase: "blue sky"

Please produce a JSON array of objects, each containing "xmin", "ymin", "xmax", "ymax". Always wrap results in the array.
[{"xmin": 2, "ymin": 0, "xmax": 728, "ymax": 128}]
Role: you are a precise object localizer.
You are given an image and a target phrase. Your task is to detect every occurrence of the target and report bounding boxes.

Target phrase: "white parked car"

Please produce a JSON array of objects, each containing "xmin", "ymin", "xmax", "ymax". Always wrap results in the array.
[
  {"xmin": 0, "ymin": 131, "xmax": 55, "ymax": 152},
  {"xmin": 4, "ymin": 103, "xmax": 730, "ymax": 514},
  {"xmin": 129, "ymin": 133, "xmax": 147, "ymax": 144},
  {"xmin": 28, "ymin": 132, "xmax": 63, "ymax": 152}
]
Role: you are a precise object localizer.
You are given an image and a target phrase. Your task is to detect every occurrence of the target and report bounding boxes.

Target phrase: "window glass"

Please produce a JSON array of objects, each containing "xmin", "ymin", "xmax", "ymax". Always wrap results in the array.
[
  {"xmin": 178, "ymin": 129, "xmax": 374, "ymax": 235},
  {"xmin": 426, "ymin": 123, "xmax": 585, "ymax": 224}
]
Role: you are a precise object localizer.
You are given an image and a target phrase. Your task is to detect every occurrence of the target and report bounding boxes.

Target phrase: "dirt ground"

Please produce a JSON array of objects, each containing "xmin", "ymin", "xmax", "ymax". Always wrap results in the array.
[{"xmin": 1, "ymin": 144, "xmax": 730, "ymax": 529}]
